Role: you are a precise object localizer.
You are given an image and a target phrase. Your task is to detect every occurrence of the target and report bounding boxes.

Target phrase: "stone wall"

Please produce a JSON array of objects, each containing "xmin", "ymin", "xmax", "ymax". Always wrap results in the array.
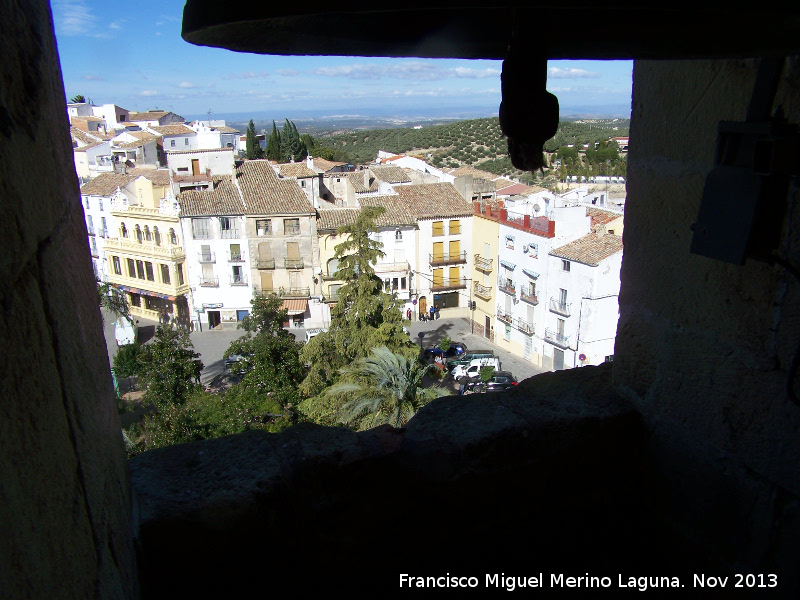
[
  {"xmin": 614, "ymin": 58, "xmax": 800, "ymax": 587},
  {"xmin": 0, "ymin": 2, "xmax": 136, "ymax": 597}
]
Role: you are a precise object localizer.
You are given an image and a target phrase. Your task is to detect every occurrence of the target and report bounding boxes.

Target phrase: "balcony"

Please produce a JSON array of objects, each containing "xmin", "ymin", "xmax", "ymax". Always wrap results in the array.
[
  {"xmin": 549, "ymin": 298, "xmax": 571, "ymax": 317},
  {"xmin": 544, "ymin": 328, "xmax": 570, "ymax": 349},
  {"xmin": 220, "ymin": 229, "xmax": 240, "ymax": 240},
  {"xmin": 520, "ymin": 285, "xmax": 539, "ymax": 306},
  {"xmin": 429, "ymin": 251, "xmax": 467, "ymax": 267},
  {"xmin": 513, "ymin": 317, "xmax": 535, "ymax": 335},
  {"xmin": 430, "ymin": 277, "xmax": 467, "ymax": 291},
  {"xmin": 498, "ymin": 278, "xmax": 515, "ymax": 296},
  {"xmin": 285, "ymin": 258, "xmax": 304, "ymax": 270},
  {"xmin": 198, "ymin": 252, "xmax": 216, "ymax": 263},
  {"xmin": 280, "ymin": 287, "xmax": 309, "ymax": 298},
  {"xmin": 228, "ymin": 252, "xmax": 245, "ymax": 263},
  {"xmin": 252, "ymin": 285, "xmax": 275, "ymax": 295},
  {"xmin": 192, "ymin": 231, "xmax": 212, "ymax": 240},
  {"xmin": 497, "ymin": 307, "xmax": 512, "ymax": 325},
  {"xmin": 229, "ymin": 274, "xmax": 248, "ymax": 286},
  {"xmin": 104, "ymin": 238, "xmax": 185, "ymax": 261},
  {"xmin": 256, "ymin": 258, "xmax": 275, "ymax": 270},
  {"xmin": 473, "ymin": 282, "xmax": 492, "ymax": 301},
  {"xmin": 97, "ymin": 228, "xmax": 109, "ymax": 238},
  {"xmin": 474, "ymin": 254, "xmax": 493, "ymax": 273},
  {"xmin": 199, "ymin": 276, "xmax": 219, "ymax": 287}
]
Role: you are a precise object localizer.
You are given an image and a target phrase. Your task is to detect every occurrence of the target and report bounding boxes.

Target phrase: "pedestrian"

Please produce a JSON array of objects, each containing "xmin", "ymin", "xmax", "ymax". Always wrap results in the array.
[
  {"xmin": 435, "ymin": 305, "xmax": 440, "ymax": 320},
  {"xmin": 429, "ymin": 305, "xmax": 435, "ymax": 321}
]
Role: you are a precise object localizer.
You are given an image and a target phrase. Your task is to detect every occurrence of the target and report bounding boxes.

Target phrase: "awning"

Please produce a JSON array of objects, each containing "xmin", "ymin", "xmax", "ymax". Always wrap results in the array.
[
  {"xmin": 499, "ymin": 260, "xmax": 516, "ymax": 271},
  {"xmin": 116, "ymin": 284, "xmax": 176, "ymax": 301},
  {"xmin": 522, "ymin": 269, "xmax": 540, "ymax": 280},
  {"xmin": 281, "ymin": 298, "xmax": 308, "ymax": 316}
]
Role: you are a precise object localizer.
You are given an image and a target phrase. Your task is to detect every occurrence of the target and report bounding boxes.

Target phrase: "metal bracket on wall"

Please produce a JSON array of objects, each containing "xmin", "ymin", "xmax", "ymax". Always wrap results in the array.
[{"xmin": 691, "ymin": 57, "xmax": 800, "ymax": 265}]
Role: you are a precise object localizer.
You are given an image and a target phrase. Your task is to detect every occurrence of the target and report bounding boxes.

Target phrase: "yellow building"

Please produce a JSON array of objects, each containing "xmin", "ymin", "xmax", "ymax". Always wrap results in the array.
[
  {"xmin": 470, "ymin": 202, "xmax": 501, "ymax": 341},
  {"xmin": 104, "ymin": 172, "xmax": 191, "ymax": 323}
]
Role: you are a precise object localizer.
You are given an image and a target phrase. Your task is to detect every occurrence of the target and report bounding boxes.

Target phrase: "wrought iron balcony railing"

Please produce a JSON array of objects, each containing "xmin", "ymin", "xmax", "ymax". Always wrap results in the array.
[
  {"xmin": 520, "ymin": 285, "xmax": 538, "ymax": 305},
  {"xmin": 474, "ymin": 254, "xmax": 493, "ymax": 272},
  {"xmin": 549, "ymin": 298, "xmax": 571, "ymax": 317},
  {"xmin": 280, "ymin": 287, "xmax": 310, "ymax": 297},
  {"xmin": 544, "ymin": 328, "xmax": 570, "ymax": 348},
  {"xmin": 430, "ymin": 277, "xmax": 467, "ymax": 291},
  {"xmin": 473, "ymin": 282, "xmax": 492, "ymax": 300},
  {"xmin": 198, "ymin": 252, "xmax": 216, "ymax": 263},
  {"xmin": 228, "ymin": 252, "xmax": 245, "ymax": 263},
  {"xmin": 199, "ymin": 276, "xmax": 219, "ymax": 287},
  {"xmin": 429, "ymin": 251, "xmax": 467, "ymax": 266},
  {"xmin": 229, "ymin": 274, "xmax": 248, "ymax": 286},
  {"xmin": 285, "ymin": 258, "xmax": 304, "ymax": 270},
  {"xmin": 256, "ymin": 258, "xmax": 275, "ymax": 269},
  {"xmin": 498, "ymin": 278, "xmax": 515, "ymax": 296}
]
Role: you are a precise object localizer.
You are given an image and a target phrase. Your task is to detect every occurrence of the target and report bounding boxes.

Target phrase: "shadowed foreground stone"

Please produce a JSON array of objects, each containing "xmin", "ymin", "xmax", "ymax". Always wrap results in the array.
[{"xmin": 131, "ymin": 365, "xmax": 700, "ymax": 597}]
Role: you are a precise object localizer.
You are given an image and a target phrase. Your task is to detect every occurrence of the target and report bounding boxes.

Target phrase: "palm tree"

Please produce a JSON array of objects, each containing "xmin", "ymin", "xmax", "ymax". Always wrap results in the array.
[{"xmin": 325, "ymin": 346, "xmax": 445, "ymax": 430}]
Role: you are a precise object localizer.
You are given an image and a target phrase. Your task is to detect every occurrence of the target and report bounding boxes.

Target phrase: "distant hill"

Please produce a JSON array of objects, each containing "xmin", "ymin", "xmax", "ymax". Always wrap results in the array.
[{"xmin": 314, "ymin": 117, "xmax": 629, "ymax": 187}]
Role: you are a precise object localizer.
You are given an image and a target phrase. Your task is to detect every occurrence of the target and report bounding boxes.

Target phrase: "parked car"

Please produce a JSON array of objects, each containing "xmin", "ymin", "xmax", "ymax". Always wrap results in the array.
[
  {"xmin": 424, "ymin": 342, "xmax": 467, "ymax": 362},
  {"xmin": 451, "ymin": 357, "xmax": 501, "ymax": 381},
  {"xmin": 447, "ymin": 349, "xmax": 495, "ymax": 370},
  {"xmin": 461, "ymin": 371, "xmax": 518, "ymax": 394}
]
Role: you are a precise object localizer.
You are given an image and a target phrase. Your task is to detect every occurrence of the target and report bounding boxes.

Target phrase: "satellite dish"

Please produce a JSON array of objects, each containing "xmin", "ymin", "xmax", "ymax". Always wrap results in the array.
[{"xmin": 533, "ymin": 203, "xmax": 540, "ymax": 214}]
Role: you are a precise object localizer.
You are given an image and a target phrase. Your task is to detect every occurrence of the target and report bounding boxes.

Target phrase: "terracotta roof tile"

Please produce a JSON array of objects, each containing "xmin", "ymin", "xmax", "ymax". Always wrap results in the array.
[
  {"xmin": 130, "ymin": 168, "xmax": 170, "ymax": 187},
  {"xmin": 214, "ymin": 126, "xmax": 240, "ymax": 133},
  {"xmin": 177, "ymin": 176, "xmax": 245, "ymax": 216},
  {"xmin": 549, "ymin": 233, "xmax": 623, "ymax": 266},
  {"xmin": 309, "ymin": 157, "xmax": 345, "ymax": 172},
  {"xmin": 358, "ymin": 195, "xmax": 416, "ymax": 227},
  {"xmin": 586, "ymin": 207, "xmax": 623, "ymax": 228},
  {"xmin": 128, "ymin": 111, "xmax": 173, "ymax": 122},
  {"xmin": 278, "ymin": 162, "xmax": 318, "ymax": 178},
  {"xmin": 346, "ymin": 171, "xmax": 379, "ymax": 193},
  {"xmin": 235, "ymin": 160, "xmax": 315, "ymax": 215},
  {"xmin": 370, "ymin": 165, "xmax": 411, "ymax": 184},
  {"xmin": 149, "ymin": 124, "xmax": 195, "ymax": 136},
  {"xmin": 395, "ymin": 183, "xmax": 473, "ymax": 220},
  {"xmin": 80, "ymin": 173, "xmax": 135, "ymax": 196},
  {"xmin": 447, "ymin": 165, "xmax": 497, "ymax": 181},
  {"xmin": 70, "ymin": 126, "xmax": 101, "ymax": 145},
  {"xmin": 316, "ymin": 208, "xmax": 359, "ymax": 231}
]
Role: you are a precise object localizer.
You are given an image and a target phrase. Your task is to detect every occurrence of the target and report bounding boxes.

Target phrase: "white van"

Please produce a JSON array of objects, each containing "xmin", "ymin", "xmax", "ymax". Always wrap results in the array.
[
  {"xmin": 114, "ymin": 318, "xmax": 136, "ymax": 346},
  {"xmin": 452, "ymin": 357, "xmax": 500, "ymax": 381}
]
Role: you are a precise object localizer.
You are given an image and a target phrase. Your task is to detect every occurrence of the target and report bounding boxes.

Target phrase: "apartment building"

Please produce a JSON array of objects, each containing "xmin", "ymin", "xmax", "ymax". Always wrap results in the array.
[
  {"xmin": 103, "ymin": 173, "xmax": 191, "ymax": 324},
  {"xmin": 545, "ymin": 232, "xmax": 623, "ymax": 370},
  {"xmin": 178, "ymin": 177, "xmax": 251, "ymax": 330},
  {"xmin": 239, "ymin": 160, "xmax": 319, "ymax": 328},
  {"xmin": 394, "ymin": 183, "xmax": 473, "ymax": 317}
]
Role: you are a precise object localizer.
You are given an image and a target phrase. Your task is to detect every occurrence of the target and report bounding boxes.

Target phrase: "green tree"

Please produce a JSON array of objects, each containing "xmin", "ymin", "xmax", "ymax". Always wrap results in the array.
[
  {"xmin": 266, "ymin": 120, "xmax": 282, "ymax": 161},
  {"xmin": 98, "ymin": 282, "xmax": 132, "ymax": 325},
  {"xmin": 245, "ymin": 119, "xmax": 264, "ymax": 159},
  {"xmin": 279, "ymin": 119, "xmax": 305, "ymax": 162},
  {"xmin": 137, "ymin": 325, "xmax": 202, "ymax": 411},
  {"xmin": 224, "ymin": 293, "xmax": 305, "ymax": 411},
  {"xmin": 299, "ymin": 206, "xmax": 411, "ymax": 399},
  {"xmin": 314, "ymin": 346, "xmax": 445, "ymax": 430},
  {"xmin": 113, "ymin": 342, "xmax": 143, "ymax": 380},
  {"xmin": 69, "ymin": 94, "xmax": 86, "ymax": 103}
]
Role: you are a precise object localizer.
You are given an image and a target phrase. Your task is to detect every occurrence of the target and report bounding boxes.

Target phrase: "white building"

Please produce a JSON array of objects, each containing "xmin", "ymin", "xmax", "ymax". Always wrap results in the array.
[
  {"xmin": 178, "ymin": 178, "xmax": 253, "ymax": 330},
  {"xmin": 167, "ymin": 148, "xmax": 236, "ymax": 194},
  {"xmin": 393, "ymin": 183, "xmax": 474, "ymax": 318},
  {"xmin": 544, "ymin": 232, "xmax": 623, "ymax": 370},
  {"xmin": 91, "ymin": 104, "xmax": 130, "ymax": 130},
  {"xmin": 148, "ymin": 124, "xmax": 198, "ymax": 154}
]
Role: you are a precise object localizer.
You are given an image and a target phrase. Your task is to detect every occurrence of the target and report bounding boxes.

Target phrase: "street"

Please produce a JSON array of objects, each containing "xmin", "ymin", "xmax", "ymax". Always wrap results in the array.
[{"xmin": 101, "ymin": 310, "xmax": 547, "ymax": 390}]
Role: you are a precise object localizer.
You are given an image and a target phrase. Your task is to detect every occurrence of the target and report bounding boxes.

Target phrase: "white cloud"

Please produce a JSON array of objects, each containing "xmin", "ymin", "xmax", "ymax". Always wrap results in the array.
[
  {"xmin": 548, "ymin": 67, "xmax": 600, "ymax": 79},
  {"xmin": 82, "ymin": 74, "xmax": 104, "ymax": 81},
  {"xmin": 140, "ymin": 90, "xmax": 159, "ymax": 97},
  {"xmin": 178, "ymin": 82, "xmax": 195, "ymax": 88},
  {"xmin": 276, "ymin": 69, "xmax": 298, "ymax": 77},
  {"xmin": 310, "ymin": 62, "xmax": 500, "ymax": 82},
  {"xmin": 452, "ymin": 67, "xmax": 501, "ymax": 79},
  {"xmin": 52, "ymin": 0, "xmax": 95, "ymax": 36}
]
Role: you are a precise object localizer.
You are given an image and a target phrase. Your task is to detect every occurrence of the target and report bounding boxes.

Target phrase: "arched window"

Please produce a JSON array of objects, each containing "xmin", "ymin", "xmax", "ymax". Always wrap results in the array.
[
  {"xmin": 135, "ymin": 225, "xmax": 142, "ymax": 243},
  {"xmin": 327, "ymin": 258, "xmax": 340, "ymax": 278},
  {"xmin": 153, "ymin": 226, "xmax": 161, "ymax": 246},
  {"xmin": 395, "ymin": 229, "xmax": 402, "ymax": 241},
  {"xmin": 144, "ymin": 226, "xmax": 152, "ymax": 242},
  {"xmin": 169, "ymin": 228, "xmax": 177, "ymax": 245},
  {"xmin": 120, "ymin": 223, "xmax": 128, "ymax": 238}
]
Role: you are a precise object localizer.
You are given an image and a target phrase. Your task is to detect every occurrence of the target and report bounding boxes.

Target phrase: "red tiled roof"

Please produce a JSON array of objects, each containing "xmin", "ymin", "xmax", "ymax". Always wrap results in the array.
[
  {"xmin": 235, "ymin": 160, "xmax": 315, "ymax": 215},
  {"xmin": 80, "ymin": 173, "xmax": 135, "ymax": 196},
  {"xmin": 549, "ymin": 233, "xmax": 623, "ymax": 266},
  {"xmin": 586, "ymin": 207, "xmax": 623, "ymax": 228},
  {"xmin": 395, "ymin": 183, "xmax": 473, "ymax": 220},
  {"xmin": 177, "ymin": 176, "xmax": 245, "ymax": 216},
  {"xmin": 316, "ymin": 208, "xmax": 359, "ymax": 231}
]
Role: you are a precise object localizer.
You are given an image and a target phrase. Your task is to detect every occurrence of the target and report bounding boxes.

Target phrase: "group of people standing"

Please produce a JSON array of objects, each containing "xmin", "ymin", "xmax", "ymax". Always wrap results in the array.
[{"xmin": 418, "ymin": 305, "xmax": 440, "ymax": 322}]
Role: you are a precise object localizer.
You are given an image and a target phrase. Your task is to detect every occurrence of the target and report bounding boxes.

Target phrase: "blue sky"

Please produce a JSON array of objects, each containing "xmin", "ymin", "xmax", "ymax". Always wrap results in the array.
[{"xmin": 51, "ymin": 0, "xmax": 633, "ymax": 120}]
